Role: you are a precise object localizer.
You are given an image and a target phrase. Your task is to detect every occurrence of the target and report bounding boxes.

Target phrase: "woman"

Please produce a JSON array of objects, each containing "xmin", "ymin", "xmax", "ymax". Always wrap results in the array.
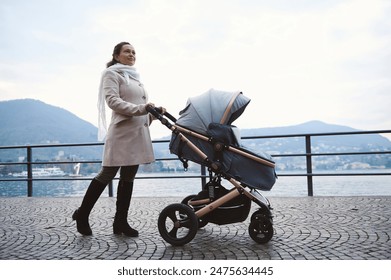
[{"xmin": 72, "ymin": 42, "xmax": 163, "ymax": 237}]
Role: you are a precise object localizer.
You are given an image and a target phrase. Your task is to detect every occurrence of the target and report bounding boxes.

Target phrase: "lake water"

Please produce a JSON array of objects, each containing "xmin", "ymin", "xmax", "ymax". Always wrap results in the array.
[{"xmin": 1, "ymin": 170, "xmax": 390, "ymax": 197}]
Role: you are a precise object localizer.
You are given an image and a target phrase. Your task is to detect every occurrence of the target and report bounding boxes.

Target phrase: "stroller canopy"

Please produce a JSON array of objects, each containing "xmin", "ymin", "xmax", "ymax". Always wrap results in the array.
[{"xmin": 176, "ymin": 89, "xmax": 251, "ymax": 134}]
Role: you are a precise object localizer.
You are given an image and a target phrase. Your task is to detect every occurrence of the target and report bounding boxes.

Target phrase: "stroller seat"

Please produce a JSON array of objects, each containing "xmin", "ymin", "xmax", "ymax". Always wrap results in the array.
[
  {"xmin": 207, "ymin": 123, "xmax": 241, "ymax": 147},
  {"xmin": 170, "ymin": 123, "xmax": 276, "ymax": 190}
]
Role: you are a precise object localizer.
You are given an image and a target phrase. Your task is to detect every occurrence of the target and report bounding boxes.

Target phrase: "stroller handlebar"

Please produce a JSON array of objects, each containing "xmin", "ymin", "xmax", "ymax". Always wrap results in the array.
[
  {"xmin": 146, "ymin": 105, "xmax": 177, "ymax": 122},
  {"xmin": 146, "ymin": 105, "xmax": 177, "ymax": 127},
  {"xmin": 146, "ymin": 104, "xmax": 162, "ymax": 118}
]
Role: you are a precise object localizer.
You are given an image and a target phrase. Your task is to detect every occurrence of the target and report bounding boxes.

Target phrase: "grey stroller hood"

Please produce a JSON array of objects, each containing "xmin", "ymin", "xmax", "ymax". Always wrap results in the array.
[
  {"xmin": 169, "ymin": 89, "xmax": 276, "ymax": 191},
  {"xmin": 176, "ymin": 89, "xmax": 251, "ymax": 134}
]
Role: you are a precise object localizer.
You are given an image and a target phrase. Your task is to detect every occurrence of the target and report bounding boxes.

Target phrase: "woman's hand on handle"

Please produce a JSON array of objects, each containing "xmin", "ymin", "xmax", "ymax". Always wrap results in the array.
[
  {"xmin": 157, "ymin": 106, "xmax": 166, "ymax": 114},
  {"xmin": 145, "ymin": 102, "xmax": 155, "ymax": 112},
  {"xmin": 146, "ymin": 103, "xmax": 166, "ymax": 114}
]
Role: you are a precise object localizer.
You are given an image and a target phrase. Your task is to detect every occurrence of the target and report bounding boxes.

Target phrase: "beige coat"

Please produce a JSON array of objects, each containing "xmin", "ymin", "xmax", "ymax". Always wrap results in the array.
[{"xmin": 101, "ymin": 69, "xmax": 155, "ymax": 166}]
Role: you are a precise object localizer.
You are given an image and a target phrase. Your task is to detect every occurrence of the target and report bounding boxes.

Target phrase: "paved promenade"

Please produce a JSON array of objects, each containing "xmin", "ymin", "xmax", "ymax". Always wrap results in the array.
[{"xmin": 0, "ymin": 196, "xmax": 390, "ymax": 260}]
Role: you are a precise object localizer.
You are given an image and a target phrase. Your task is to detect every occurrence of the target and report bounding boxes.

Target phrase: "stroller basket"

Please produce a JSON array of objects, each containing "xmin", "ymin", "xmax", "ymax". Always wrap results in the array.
[{"xmin": 189, "ymin": 184, "xmax": 251, "ymax": 225}]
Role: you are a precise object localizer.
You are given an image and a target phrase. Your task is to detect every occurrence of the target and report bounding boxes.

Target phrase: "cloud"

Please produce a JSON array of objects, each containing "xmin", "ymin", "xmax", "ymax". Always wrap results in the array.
[{"xmin": 0, "ymin": 0, "xmax": 390, "ymax": 139}]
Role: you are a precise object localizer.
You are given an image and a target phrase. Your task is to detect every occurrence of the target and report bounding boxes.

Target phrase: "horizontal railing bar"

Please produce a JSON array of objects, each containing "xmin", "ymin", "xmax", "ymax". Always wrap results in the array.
[
  {"xmin": 0, "ymin": 174, "xmax": 208, "ymax": 182},
  {"xmin": 0, "ymin": 157, "xmax": 182, "ymax": 167},
  {"xmin": 0, "ymin": 142, "xmax": 104, "ymax": 150},
  {"xmin": 272, "ymin": 151, "xmax": 391, "ymax": 158},
  {"xmin": 5, "ymin": 160, "xmax": 102, "ymax": 165},
  {"xmin": 276, "ymin": 172, "xmax": 391, "ymax": 176},
  {"xmin": 150, "ymin": 139, "xmax": 170, "ymax": 143},
  {"xmin": 241, "ymin": 129, "xmax": 391, "ymax": 140}
]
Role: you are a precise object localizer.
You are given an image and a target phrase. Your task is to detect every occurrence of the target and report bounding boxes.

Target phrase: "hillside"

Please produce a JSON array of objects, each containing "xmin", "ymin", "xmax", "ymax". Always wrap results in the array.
[
  {"xmin": 239, "ymin": 120, "xmax": 391, "ymax": 170},
  {"xmin": 240, "ymin": 120, "xmax": 391, "ymax": 148},
  {"xmin": 0, "ymin": 99, "xmax": 97, "ymax": 145},
  {"xmin": 0, "ymin": 99, "xmax": 102, "ymax": 161}
]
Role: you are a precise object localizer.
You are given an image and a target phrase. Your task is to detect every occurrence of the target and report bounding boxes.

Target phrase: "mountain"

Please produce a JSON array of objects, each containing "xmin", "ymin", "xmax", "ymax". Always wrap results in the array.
[
  {"xmin": 241, "ymin": 120, "xmax": 357, "ymax": 136},
  {"xmin": 240, "ymin": 120, "xmax": 391, "ymax": 148},
  {"xmin": 0, "ymin": 99, "xmax": 97, "ymax": 145},
  {"xmin": 239, "ymin": 120, "xmax": 391, "ymax": 170},
  {"xmin": 0, "ymin": 99, "xmax": 102, "ymax": 161}
]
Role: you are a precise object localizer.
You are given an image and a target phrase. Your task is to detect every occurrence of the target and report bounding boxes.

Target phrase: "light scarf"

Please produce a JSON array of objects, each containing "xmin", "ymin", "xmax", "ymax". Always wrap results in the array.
[{"xmin": 97, "ymin": 63, "xmax": 141, "ymax": 141}]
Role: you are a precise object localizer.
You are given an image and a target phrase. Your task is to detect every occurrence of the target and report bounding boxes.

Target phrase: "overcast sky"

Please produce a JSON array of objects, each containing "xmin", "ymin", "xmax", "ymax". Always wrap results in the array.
[{"xmin": 1, "ymin": 0, "xmax": 390, "ymax": 139}]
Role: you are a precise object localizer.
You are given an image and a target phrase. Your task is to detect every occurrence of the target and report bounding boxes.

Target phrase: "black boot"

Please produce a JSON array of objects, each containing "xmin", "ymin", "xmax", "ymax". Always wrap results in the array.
[
  {"xmin": 113, "ymin": 180, "xmax": 139, "ymax": 237},
  {"xmin": 72, "ymin": 179, "xmax": 106, "ymax": 235}
]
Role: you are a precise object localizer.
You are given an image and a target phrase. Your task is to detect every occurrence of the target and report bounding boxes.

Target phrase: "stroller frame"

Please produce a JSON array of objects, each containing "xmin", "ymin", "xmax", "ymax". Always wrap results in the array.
[{"xmin": 147, "ymin": 105, "xmax": 275, "ymax": 246}]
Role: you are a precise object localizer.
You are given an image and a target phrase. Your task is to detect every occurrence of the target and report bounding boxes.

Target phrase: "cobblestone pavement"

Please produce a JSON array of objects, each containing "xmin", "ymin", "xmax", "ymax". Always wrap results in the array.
[{"xmin": 0, "ymin": 196, "xmax": 390, "ymax": 260}]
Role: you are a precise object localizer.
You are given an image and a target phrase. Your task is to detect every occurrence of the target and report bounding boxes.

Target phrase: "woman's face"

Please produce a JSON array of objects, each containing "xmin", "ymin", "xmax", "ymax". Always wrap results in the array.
[{"xmin": 115, "ymin": 44, "xmax": 136, "ymax": 66}]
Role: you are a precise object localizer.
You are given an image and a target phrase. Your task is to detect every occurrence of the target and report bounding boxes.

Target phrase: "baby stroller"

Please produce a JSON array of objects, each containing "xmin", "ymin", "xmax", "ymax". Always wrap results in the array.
[{"xmin": 147, "ymin": 89, "xmax": 277, "ymax": 246}]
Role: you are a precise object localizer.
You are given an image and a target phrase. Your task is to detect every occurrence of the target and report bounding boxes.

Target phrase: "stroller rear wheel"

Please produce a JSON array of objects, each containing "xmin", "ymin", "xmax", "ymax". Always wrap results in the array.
[
  {"xmin": 158, "ymin": 203, "xmax": 198, "ymax": 246},
  {"xmin": 248, "ymin": 210, "xmax": 273, "ymax": 244}
]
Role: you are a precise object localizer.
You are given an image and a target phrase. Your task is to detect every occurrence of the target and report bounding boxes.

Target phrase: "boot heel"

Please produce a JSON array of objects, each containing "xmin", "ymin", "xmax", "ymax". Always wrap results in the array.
[
  {"xmin": 72, "ymin": 208, "xmax": 93, "ymax": 236},
  {"xmin": 113, "ymin": 219, "xmax": 139, "ymax": 237},
  {"xmin": 72, "ymin": 209, "xmax": 79, "ymax": 220},
  {"xmin": 113, "ymin": 224, "xmax": 122, "ymax": 235}
]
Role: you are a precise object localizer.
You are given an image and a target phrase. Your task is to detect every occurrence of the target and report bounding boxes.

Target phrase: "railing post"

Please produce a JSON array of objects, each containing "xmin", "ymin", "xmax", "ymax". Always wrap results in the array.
[
  {"xmin": 201, "ymin": 164, "xmax": 206, "ymax": 189},
  {"xmin": 305, "ymin": 135, "xmax": 313, "ymax": 196},
  {"xmin": 108, "ymin": 180, "xmax": 113, "ymax": 197},
  {"xmin": 27, "ymin": 146, "xmax": 33, "ymax": 197}
]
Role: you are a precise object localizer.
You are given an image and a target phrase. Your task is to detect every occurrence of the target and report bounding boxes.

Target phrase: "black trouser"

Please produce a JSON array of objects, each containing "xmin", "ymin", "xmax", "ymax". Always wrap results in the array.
[{"xmin": 94, "ymin": 165, "xmax": 139, "ymax": 184}]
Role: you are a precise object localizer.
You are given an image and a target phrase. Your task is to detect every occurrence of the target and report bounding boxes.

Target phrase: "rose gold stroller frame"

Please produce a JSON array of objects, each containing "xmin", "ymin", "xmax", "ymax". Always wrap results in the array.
[
  {"xmin": 170, "ymin": 124, "xmax": 274, "ymax": 218},
  {"xmin": 147, "ymin": 102, "xmax": 275, "ymax": 246}
]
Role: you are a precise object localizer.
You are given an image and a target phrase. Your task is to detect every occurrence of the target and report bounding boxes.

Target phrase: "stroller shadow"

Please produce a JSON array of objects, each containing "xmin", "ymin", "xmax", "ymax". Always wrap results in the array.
[{"xmin": 158, "ymin": 221, "xmax": 276, "ymax": 260}]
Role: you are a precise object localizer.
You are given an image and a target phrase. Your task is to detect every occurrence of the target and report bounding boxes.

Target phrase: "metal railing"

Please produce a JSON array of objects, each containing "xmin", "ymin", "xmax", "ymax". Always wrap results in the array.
[
  {"xmin": 1, "ymin": 130, "xmax": 390, "ymax": 197},
  {"xmin": 242, "ymin": 130, "xmax": 391, "ymax": 196}
]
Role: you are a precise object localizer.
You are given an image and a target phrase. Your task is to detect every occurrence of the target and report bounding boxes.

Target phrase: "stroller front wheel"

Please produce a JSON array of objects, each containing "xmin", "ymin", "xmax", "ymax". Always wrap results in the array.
[
  {"xmin": 248, "ymin": 211, "xmax": 274, "ymax": 244},
  {"xmin": 158, "ymin": 203, "xmax": 198, "ymax": 246}
]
